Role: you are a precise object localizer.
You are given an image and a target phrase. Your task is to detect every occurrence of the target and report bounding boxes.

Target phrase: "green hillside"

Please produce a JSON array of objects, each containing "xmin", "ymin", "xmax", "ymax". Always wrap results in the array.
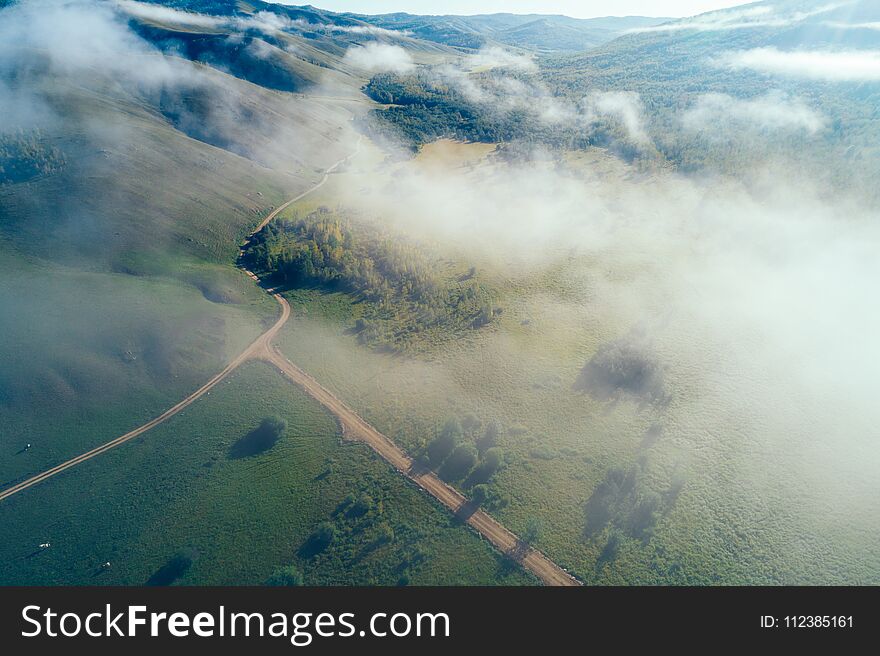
[
  {"xmin": 2, "ymin": 0, "xmax": 878, "ymax": 588},
  {"xmin": 0, "ymin": 0, "xmax": 547, "ymax": 587}
]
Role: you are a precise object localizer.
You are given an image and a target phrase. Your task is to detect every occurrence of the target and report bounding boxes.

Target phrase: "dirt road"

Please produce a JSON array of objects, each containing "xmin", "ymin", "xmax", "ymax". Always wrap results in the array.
[
  {"xmin": 0, "ymin": 139, "xmax": 581, "ymax": 586},
  {"xmin": 262, "ymin": 326, "xmax": 580, "ymax": 586},
  {"xmin": 249, "ymin": 137, "xmax": 361, "ymax": 237},
  {"xmin": 0, "ymin": 148, "xmax": 353, "ymax": 504},
  {"xmin": 0, "ymin": 299, "xmax": 289, "ymax": 504}
]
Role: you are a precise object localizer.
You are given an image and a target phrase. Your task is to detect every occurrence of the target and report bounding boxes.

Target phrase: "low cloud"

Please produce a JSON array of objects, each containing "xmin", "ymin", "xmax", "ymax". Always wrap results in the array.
[
  {"xmin": 116, "ymin": 0, "xmax": 224, "ymax": 30},
  {"xmin": 717, "ymin": 47, "xmax": 880, "ymax": 82},
  {"xmin": 631, "ymin": 3, "xmax": 848, "ymax": 33},
  {"xmin": 683, "ymin": 92, "xmax": 827, "ymax": 135},
  {"xmin": 631, "ymin": 5, "xmax": 772, "ymax": 33},
  {"xmin": 325, "ymin": 23, "xmax": 411, "ymax": 38},
  {"xmin": 344, "ymin": 42, "xmax": 414, "ymax": 73},
  {"xmin": 117, "ymin": 2, "xmax": 294, "ymax": 36},
  {"xmin": 465, "ymin": 46, "xmax": 536, "ymax": 72},
  {"xmin": 583, "ymin": 91, "xmax": 650, "ymax": 144},
  {"xmin": 118, "ymin": 2, "xmax": 410, "ymax": 40},
  {"xmin": 2, "ymin": 0, "xmax": 192, "ymax": 88},
  {"xmin": 824, "ymin": 21, "xmax": 880, "ymax": 31}
]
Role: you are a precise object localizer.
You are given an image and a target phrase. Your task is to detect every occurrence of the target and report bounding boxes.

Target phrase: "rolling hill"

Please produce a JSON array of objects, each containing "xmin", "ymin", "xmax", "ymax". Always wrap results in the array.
[
  {"xmin": 3, "ymin": 0, "xmax": 878, "ymax": 588},
  {"xmin": 345, "ymin": 11, "xmax": 670, "ymax": 52},
  {"xmin": 0, "ymin": 0, "xmax": 541, "ymax": 585}
]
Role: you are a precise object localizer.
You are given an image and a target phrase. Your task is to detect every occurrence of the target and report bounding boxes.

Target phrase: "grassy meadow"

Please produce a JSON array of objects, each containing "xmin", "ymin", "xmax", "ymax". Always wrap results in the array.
[{"xmin": 0, "ymin": 360, "xmax": 534, "ymax": 586}]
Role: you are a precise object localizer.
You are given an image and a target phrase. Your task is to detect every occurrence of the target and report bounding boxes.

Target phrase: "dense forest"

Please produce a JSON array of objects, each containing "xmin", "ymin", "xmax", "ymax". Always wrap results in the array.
[
  {"xmin": 541, "ymin": 48, "xmax": 872, "ymax": 177},
  {"xmin": 364, "ymin": 48, "xmax": 880, "ymax": 201},
  {"xmin": 244, "ymin": 208, "xmax": 499, "ymax": 352},
  {"xmin": 363, "ymin": 70, "xmax": 642, "ymax": 157}
]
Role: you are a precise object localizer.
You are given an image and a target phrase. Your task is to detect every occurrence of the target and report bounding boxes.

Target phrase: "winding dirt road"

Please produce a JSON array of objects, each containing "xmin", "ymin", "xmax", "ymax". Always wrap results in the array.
[{"xmin": 0, "ymin": 141, "xmax": 580, "ymax": 586}]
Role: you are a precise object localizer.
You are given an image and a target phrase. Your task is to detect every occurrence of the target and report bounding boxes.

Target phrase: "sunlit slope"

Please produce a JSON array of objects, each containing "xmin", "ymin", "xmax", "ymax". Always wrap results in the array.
[
  {"xmin": 0, "ymin": 361, "xmax": 535, "ymax": 586},
  {"xmin": 0, "ymin": 10, "xmax": 362, "ymax": 486},
  {"xmin": 1, "ymin": 65, "xmax": 355, "ymax": 266}
]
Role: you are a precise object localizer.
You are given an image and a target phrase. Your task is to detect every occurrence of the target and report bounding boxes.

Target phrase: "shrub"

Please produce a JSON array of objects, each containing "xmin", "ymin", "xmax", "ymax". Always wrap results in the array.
[
  {"xmin": 375, "ymin": 523, "xmax": 395, "ymax": 545},
  {"xmin": 468, "ymin": 447, "xmax": 504, "ymax": 485},
  {"xmin": 575, "ymin": 338, "xmax": 666, "ymax": 403},
  {"xmin": 259, "ymin": 416, "xmax": 287, "ymax": 439},
  {"xmin": 301, "ymin": 521, "xmax": 337, "ymax": 556},
  {"xmin": 461, "ymin": 413, "xmax": 481, "ymax": 434},
  {"xmin": 146, "ymin": 552, "xmax": 193, "ymax": 586},
  {"xmin": 229, "ymin": 415, "xmax": 287, "ymax": 458},
  {"xmin": 522, "ymin": 518, "xmax": 543, "ymax": 546},
  {"xmin": 348, "ymin": 493, "xmax": 375, "ymax": 518},
  {"xmin": 427, "ymin": 418, "xmax": 461, "ymax": 466}
]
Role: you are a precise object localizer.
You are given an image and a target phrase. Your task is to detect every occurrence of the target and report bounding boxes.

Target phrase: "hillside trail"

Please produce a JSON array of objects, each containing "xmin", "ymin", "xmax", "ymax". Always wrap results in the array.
[{"xmin": 0, "ymin": 135, "xmax": 581, "ymax": 587}]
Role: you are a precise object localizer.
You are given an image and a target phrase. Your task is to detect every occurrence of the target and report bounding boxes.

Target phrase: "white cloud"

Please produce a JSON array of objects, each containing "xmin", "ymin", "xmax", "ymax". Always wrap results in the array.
[
  {"xmin": 683, "ymin": 92, "xmax": 827, "ymax": 135},
  {"xmin": 117, "ymin": 1, "xmax": 289, "ymax": 35},
  {"xmin": 466, "ymin": 46, "xmax": 536, "ymax": 72},
  {"xmin": 717, "ymin": 48, "xmax": 880, "ymax": 82},
  {"xmin": 343, "ymin": 42, "xmax": 414, "ymax": 73},
  {"xmin": 116, "ymin": 0, "xmax": 225, "ymax": 30},
  {"xmin": 583, "ymin": 91, "xmax": 650, "ymax": 144},
  {"xmin": 1, "ymin": 0, "xmax": 189, "ymax": 87},
  {"xmin": 631, "ymin": 3, "xmax": 848, "ymax": 33},
  {"xmin": 327, "ymin": 23, "xmax": 411, "ymax": 38},
  {"xmin": 286, "ymin": 17, "xmax": 409, "ymax": 37},
  {"xmin": 824, "ymin": 21, "xmax": 880, "ymax": 31},
  {"xmin": 117, "ymin": 2, "xmax": 411, "ymax": 39}
]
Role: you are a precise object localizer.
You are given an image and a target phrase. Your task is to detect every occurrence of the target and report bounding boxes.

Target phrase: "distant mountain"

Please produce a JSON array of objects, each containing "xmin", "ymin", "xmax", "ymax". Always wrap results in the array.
[
  {"xmin": 549, "ymin": 0, "xmax": 880, "ymax": 88},
  {"xmin": 344, "ymin": 11, "xmax": 671, "ymax": 52},
  {"xmin": 536, "ymin": 0, "xmax": 880, "ymax": 197},
  {"xmin": 595, "ymin": 0, "xmax": 880, "ymax": 50},
  {"xmin": 124, "ymin": 2, "xmax": 669, "ymax": 54}
]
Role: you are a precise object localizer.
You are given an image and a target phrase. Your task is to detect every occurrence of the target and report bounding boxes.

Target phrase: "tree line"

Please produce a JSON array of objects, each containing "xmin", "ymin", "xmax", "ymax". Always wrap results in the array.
[{"xmin": 244, "ymin": 208, "xmax": 499, "ymax": 352}]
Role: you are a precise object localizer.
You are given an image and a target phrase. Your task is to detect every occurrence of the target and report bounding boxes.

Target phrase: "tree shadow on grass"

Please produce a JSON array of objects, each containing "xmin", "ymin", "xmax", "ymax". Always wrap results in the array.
[
  {"xmin": 228, "ymin": 425, "xmax": 281, "ymax": 459},
  {"xmin": 297, "ymin": 523, "xmax": 336, "ymax": 559},
  {"xmin": 146, "ymin": 553, "xmax": 194, "ymax": 586}
]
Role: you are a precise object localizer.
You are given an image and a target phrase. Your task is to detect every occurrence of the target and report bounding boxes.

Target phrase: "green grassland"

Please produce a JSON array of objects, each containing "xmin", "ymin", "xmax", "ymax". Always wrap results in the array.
[
  {"xmin": 0, "ymin": 9, "xmax": 538, "ymax": 586},
  {"xmin": 0, "ymin": 49, "xmax": 358, "ymax": 486},
  {"xmin": 0, "ymin": 253, "xmax": 273, "ymax": 486},
  {"xmin": 0, "ymin": 360, "xmax": 535, "ymax": 586},
  {"xmin": 4, "ymin": 0, "xmax": 878, "ymax": 588}
]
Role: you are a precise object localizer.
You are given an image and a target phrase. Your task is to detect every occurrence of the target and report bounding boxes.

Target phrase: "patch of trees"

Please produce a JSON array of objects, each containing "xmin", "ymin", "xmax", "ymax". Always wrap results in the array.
[
  {"xmin": 297, "ymin": 485, "xmax": 438, "ymax": 583},
  {"xmin": 245, "ymin": 208, "xmax": 498, "ymax": 352},
  {"xmin": 421, "ymin": 414, "xmax": 509, "ymax": 506},
  {"xmin": 584, "ymin": 460, "xmax": 684, "ymax": 565},
  {"xmin": 363, "ymin": 70, "xmax": 596, "ymax": 152},
  {"xmin": 0, "ymin": 130, "xmax": 66, "ymax": 184},
  {"xmin": 575, "ymin": 336, "xmax": 667, "ymax": 404}
]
